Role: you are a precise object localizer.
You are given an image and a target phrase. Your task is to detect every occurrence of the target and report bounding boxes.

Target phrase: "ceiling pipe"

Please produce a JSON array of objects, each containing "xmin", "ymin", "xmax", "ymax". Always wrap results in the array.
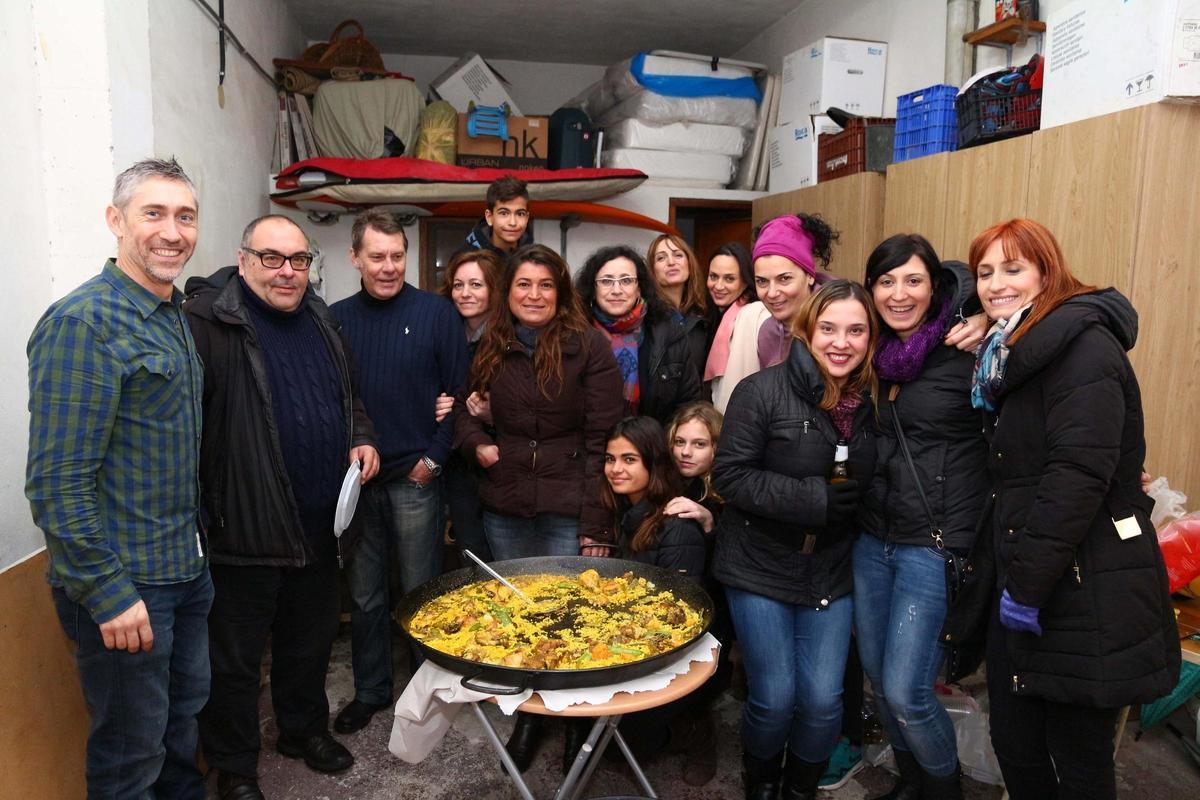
[{"xmin": 945, "ymin": 0, "xmax": 978, "ymax": 87}]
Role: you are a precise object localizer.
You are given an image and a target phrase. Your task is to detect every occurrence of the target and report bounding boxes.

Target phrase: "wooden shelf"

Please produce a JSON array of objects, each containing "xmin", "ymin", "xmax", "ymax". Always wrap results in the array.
[{"xmin": 963, "ymin": 17, "xmax": 1046, "ymax": 47}]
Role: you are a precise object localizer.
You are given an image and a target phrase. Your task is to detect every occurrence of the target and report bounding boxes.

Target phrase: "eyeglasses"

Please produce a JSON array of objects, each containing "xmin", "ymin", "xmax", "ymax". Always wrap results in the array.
[
  {"xmin": 243, "ymin": 247, "xmax": 313, "ymax": 270},
  {"xmin": 595, "ymin": 276, "xmax": 637, "ymax": 289}
]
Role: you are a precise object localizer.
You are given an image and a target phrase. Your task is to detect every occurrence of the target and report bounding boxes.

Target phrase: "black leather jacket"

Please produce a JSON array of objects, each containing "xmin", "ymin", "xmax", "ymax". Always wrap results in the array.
[{"xmin": 184, "ymin": 268, "xmax": 377, "ymax": 566}]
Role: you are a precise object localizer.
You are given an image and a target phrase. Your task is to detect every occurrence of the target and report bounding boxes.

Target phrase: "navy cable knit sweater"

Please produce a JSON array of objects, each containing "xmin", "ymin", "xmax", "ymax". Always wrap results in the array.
[
  {"xmin": 240, "ymin": 278, "xmax": 345, "ymax": 516},
  {"xmin": 331, "ymin": 284, "xmax": 468, "ymax": 478}
]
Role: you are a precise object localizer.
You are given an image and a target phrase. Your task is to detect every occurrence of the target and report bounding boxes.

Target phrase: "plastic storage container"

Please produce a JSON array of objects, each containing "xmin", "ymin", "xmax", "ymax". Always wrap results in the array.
[
  {"xmin": 893, "ymin": 84, "xmax": 958, "ymax": 163},
  {"xmin": 817, "ymin": 117, "xmax": 895, "ymax": 183}
]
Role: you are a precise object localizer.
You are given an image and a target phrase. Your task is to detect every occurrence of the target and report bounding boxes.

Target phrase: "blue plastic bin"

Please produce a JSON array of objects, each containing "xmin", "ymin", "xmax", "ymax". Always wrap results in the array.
[{"xmin": 893, "ymin": 85, "xmax": 958, "ymax": 163}]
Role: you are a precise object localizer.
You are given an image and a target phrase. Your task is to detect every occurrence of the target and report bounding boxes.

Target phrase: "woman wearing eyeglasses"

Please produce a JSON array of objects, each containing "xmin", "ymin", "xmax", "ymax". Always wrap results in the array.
[{"xmin": 576, "ymin": 245, "xmax": 702, "ymax": 425}]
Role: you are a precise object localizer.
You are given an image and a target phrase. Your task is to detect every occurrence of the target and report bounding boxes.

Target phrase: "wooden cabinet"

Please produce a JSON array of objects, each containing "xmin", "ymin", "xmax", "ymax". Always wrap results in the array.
[{"xmin": 754, "ymin": 102, "xmax": 1200, "ymax": 500}]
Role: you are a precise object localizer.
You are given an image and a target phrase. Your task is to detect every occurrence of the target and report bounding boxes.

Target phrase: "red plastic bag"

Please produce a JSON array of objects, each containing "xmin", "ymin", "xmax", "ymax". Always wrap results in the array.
[{"xmin": 1158, "ymin": 513, "xmax": 1200, "ymax": 593}]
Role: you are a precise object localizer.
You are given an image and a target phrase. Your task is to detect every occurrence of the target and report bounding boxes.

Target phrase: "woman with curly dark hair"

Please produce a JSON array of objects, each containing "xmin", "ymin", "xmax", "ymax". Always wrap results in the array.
[
  {"xmin": 715, "ymin": 213, "xmax": 839, "ymax": 413},
  {"xmin": 576, "ymin": 245, "xmax": 701, "ymax": 425}
]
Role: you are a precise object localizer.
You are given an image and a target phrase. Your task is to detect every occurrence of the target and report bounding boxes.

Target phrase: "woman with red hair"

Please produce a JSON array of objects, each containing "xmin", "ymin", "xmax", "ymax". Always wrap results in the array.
[{"xmin": 942, "ymin": 219, "xmax": 1178, "ymax": 800}]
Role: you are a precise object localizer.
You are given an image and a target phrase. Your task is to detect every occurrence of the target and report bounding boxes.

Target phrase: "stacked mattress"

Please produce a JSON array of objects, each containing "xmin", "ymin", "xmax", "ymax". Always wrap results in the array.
[{"xmin": 569, "ymin": 52, "xmax": 762, "ymax": 189}]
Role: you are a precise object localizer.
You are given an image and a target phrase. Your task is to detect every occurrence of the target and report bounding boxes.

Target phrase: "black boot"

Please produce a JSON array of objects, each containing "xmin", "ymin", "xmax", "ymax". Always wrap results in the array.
[
  {"xmin": 742, "ymin": 749, "xmax": 784, "ymax": 800},
  {"xmin": 781, "ymin": 752, "xmax": 828, "ymax": 800},
  {"xmin": 920, "ymin": 764, "xmax": 962, "ymax": 800},
  {"xmin": 504, "ymin": 711, "xmax": 544, "ymax": 773},
  {"xmin": 562, "ymin": 718, "xmax": 591, "ymax": 775},
  {"xmin": 870, "ymin": 748, "xmax": 923, "ymax": 800}
]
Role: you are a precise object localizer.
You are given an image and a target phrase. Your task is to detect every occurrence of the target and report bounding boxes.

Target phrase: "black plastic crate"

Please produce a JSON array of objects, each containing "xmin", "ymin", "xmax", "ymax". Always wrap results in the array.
[{"xmin": 956, "ymin": 86, "xmax": 1041, "ymax": 149}]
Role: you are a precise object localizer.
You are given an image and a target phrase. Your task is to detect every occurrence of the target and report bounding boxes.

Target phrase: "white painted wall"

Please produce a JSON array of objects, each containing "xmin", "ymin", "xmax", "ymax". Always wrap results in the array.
[
  {"xmin": 153, "ymin": 0, "xmax": 306, "ymax": 282},
  {"xmin": 734, "ymin": 0, "xmax": 950, "ymax": 114},
  {"xmin": 1, "ymin": 0, "xmax": 304, "ymax": 570},
  {"xmin": 0, "ymin": 0, "xmax": 129, "ymax": 570},
  {"xmin": 973, "ymin": 0, "xmax": 1070, "ymax": 72},
  {"xmin": 379, "ymin": 53, "xmax": 606, "ymax": 116}
]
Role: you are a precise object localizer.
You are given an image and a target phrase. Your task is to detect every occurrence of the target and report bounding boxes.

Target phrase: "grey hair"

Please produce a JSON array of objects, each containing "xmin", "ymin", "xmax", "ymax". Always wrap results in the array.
[
  {"xmin": 111, "ymin": 157, "xmax": 198, "ymax": 211},
  {"xmin": 240, "ymin": 214, "xmax": 308, "ymax": 249}
]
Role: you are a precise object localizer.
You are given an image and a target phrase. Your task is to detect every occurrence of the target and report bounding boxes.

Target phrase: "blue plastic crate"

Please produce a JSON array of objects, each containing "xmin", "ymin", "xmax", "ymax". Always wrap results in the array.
[{"xmin": 893, "ymin": 84, "xmax": 958, "ymax": 163}]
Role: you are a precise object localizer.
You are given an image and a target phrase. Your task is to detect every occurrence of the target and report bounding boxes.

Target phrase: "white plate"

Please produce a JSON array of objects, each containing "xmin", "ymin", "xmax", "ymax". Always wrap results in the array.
[{"xmin": 334, "ymin": 459, "xmax": 362, "ymax": 537}]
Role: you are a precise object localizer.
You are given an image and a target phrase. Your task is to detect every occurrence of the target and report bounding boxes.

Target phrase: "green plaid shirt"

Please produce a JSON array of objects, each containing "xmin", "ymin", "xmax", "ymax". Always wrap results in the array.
[{"xmin": 26, "ymin": 260, "xmax": 205, "ymax": 623}]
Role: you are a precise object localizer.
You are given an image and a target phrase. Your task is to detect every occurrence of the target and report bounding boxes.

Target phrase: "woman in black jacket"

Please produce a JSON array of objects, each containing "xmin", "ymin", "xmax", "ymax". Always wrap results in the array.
[
  {"xmin": 599, "ymin": 416, "xmax": 708, "ymax": 767},
  {"xmin": 436, "ymin": 249, "xmax": 502, "ymax": 562},
  {"xmin": 576, "ymin": 245, "xmax": 702, "ymax": 425},
  {"xmin": 942, "ymin": 218, "xmax": 1179, "ymax": 800},
  {"xmin": 854, "ymin": 235, "xmax": 989, "ymax": 800},
  {"xmin": 712, "ymin": 279, "xmax": 880, "ymax": 800}
]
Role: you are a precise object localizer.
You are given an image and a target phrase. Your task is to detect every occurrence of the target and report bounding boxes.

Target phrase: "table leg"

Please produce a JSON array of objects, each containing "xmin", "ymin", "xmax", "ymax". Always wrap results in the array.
[
  {"xmin": 556, "ymin": 716, "xmax": 614, "ymax": 800},
  {"xmin": 470, "ymin": 703, "xmax": 536, "ymax": 800},
  {"xmin": 562, "ymin": 717, "xmax": 623, "ymax": 800},
  {"xmin": 608, "ymin": 725, "xmax": 658, "ymax": 798}
]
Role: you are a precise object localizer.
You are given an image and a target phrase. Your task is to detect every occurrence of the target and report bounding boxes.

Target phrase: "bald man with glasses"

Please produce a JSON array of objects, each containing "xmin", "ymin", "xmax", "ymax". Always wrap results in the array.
[{"xmin": 183, "ymin": 215, "xmax": 379, "ymax": 800}]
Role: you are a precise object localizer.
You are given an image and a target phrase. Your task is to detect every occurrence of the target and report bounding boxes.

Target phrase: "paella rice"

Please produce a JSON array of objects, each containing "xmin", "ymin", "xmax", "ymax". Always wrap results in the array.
[{"xmin": 408, "ymin": 569, "xmax": 705, "ymax": 669}]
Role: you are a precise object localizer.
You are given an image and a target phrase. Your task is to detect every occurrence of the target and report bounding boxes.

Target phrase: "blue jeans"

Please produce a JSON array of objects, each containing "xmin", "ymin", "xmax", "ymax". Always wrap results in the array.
[
  {"xmin": 346, "ymin": 476, "xmax": 443, "ymax": 704},
  {"xmin": 724, "ymin": 586, "xmax": 853, "ymax": 762},
  {"xmin": 483, "ymin": 511, "xmax": 580, "ymax": 560},
  {"xmin": 852, "ymin": 534, "xmax": 958, "ymax": 777},
  {"xmin": 53, "ymin": 572, "xmax": 214, "ymax": 800}
]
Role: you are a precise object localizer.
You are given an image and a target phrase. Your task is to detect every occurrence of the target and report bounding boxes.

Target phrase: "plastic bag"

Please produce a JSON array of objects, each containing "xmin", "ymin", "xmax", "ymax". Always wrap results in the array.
[
  {"xmin": 1158, "ymin": 512, "xmax": 1200, "ymax": 593},
  {"xmin": 415, "ymin": 101, "xmax": 458, "ymax": 164},
  {"xmin": 1147, "ymin": 476, "xmax": 1188, "ymax": 527},
  {"xmin": 862, "ymin": 685, "xmax": 1004, "ymax": 785}
]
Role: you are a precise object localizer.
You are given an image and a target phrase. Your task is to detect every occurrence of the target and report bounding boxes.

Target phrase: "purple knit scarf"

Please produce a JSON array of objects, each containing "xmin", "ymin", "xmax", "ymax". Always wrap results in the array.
[{"xmin": 873, "ymin": 297, "xmax": 952, "ymax": 383}]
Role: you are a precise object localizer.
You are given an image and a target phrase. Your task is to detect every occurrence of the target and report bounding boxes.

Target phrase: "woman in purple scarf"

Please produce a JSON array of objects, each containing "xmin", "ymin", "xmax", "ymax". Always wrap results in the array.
[{"xmin": 853, "ymin": 235, "xmax": 988, "ymax": 800}]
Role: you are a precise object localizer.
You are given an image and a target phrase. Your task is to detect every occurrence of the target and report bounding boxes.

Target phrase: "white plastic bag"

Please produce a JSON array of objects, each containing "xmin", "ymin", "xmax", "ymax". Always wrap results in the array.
[
  {"xmin": 863, "ymin": 685, "xmax": 1004, "ymax": 785},
  {"xmin": 1147, "ymin": 476, "xmax": 1188, "ymax": 528}
]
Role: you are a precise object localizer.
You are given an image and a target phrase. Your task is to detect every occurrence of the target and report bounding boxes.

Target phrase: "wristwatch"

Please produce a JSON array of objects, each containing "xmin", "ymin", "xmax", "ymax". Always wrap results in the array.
[{"xmin": 421, "ymin": 456, "xmax": 443, "ymax": 477}]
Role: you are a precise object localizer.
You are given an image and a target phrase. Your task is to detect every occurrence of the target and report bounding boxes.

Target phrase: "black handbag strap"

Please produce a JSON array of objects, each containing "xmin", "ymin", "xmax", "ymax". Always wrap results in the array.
[{"xmin": 888, "ymin": 385, "xmax": 944, "ymax": 549}]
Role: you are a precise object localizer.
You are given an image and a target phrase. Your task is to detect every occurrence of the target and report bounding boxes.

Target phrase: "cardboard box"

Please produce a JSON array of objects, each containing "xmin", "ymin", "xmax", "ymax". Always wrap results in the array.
[
  {"xmin": 779, "ymin": 37, "xmax": 888, "ymax": 123},
  {"xmin": 456, "ymin": 114, "xmax": 549, "ymax": 170},
  {"xmin": 431, "ymin": 53, "xmax": 523, "ymax": 116},
  {"xmin": 1042, "ymin": 0, "xmax": 1200, "ymax": 129},
  {"xmin": 767, "ymin": 115, "xmax": 844, "ymax": 193}
]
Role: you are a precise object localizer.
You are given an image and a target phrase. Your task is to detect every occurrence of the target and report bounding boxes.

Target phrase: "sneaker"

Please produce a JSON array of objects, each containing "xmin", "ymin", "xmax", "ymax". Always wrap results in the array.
[{"xmin": 817, "ymin": 737, "xmax": 864, "ymax": 790}]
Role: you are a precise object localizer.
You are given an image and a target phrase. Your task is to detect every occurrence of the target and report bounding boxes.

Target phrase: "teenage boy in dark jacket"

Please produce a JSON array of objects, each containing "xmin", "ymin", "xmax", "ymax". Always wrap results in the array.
[
  {"xmin": 452, "ymin": 174, "xmax": 533, "ymax": 259},
  {"xmin": 184, "ymin": 215, "xmax": 379, "ymax": 800}
]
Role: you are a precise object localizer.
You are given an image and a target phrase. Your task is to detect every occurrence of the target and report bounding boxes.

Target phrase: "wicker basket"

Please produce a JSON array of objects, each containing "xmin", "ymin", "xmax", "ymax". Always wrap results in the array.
[{"xmin": 301, "ymin": 20, "xmax": 385, "ymax": 72}]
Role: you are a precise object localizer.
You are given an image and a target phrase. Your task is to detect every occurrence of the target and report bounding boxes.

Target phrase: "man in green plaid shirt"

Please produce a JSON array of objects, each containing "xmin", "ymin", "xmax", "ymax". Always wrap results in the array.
[{"xmin": 26, "ymin": 158, "xmax": 212, "ymax": 799}]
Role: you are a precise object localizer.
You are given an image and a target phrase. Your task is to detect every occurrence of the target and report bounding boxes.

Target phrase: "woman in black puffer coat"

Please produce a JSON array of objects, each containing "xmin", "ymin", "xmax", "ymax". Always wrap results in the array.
[
  {"xmin": 942, "ymin": 218, "xmax": 1179, "ymax": 800},
  {"xmin": 854, "ymin": 235, "xmax": 989, "ymax": 800},
  {"xmin": 712, "ymin": 279, "xmax": 880, "ymax": 800}
]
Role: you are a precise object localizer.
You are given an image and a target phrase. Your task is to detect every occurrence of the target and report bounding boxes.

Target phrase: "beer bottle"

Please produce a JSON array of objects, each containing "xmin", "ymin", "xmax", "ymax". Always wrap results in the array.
[{"xmin": 802, "ymin": 440, "xmax": 851, "ymax": 555}]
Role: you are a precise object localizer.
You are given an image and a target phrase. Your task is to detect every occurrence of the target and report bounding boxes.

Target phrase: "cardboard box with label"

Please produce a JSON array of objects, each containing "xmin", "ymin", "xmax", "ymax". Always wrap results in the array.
[
  {"xmin": 767, "ymin": 115, "xmax": 844, "ymax": 194},
  {"xmin": 1042, "ymin": 0, "xmax": 1200, "ymax": 129},
  {"xmin": 779, "ymin": 37, "xmax": 888, "ymax": 123},
  {"xmin": 431, "ymin": 53, "xmax": 523, "ymax": 116},
  {"xmin": 456, "ymin": 114, "xmax": 549, "ymax": 170}
]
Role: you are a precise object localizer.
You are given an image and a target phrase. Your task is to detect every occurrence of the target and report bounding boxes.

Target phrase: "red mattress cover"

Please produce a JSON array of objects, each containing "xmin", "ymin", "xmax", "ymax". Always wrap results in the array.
[{"xmin": 274, "ymin": 157, "xmax": 645, "ymax": 191}]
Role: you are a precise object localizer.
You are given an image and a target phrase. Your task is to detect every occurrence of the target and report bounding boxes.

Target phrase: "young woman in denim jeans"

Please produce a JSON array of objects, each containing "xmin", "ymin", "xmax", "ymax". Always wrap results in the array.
[
  {"xmin": 854, "ymin": 234, "xmax": 988, "ymax": 800},
  {"xmin": 712, "ymin": 280, "xmax": 879, "ymax": 800}
]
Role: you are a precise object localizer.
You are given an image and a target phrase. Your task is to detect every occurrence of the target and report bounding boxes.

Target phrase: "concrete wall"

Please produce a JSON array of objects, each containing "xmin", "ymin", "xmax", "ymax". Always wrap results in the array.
[
  {"xmin": 380, "ymin": 53, "xmax": 606, "ymax": 116},
  {"xmin": 0, "ymin": 0, "xmax": 303, "ymax": 571},
  {"xmin": 154, "ymin": 0, "xmax": 306, "ymax": 282}
]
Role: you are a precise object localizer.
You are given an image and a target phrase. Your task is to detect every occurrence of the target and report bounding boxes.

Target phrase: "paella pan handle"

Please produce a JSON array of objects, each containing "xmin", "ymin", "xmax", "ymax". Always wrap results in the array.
[{"xmin": 460, "ymin": 673, "xmax": 529, "ymax": 695}]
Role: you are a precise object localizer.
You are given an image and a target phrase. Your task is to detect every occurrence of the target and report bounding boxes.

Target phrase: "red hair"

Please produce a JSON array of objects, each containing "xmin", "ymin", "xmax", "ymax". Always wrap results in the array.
[{"xmin": 968, "ymin": 219, "xmax": 1095, "ymax": 345}]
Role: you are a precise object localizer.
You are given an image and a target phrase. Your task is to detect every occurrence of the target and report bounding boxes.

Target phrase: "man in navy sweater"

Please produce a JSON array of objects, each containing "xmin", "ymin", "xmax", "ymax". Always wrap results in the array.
[{"xmin": 330, "ymin": 209, "xmax": 468, "ymax": 734}]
